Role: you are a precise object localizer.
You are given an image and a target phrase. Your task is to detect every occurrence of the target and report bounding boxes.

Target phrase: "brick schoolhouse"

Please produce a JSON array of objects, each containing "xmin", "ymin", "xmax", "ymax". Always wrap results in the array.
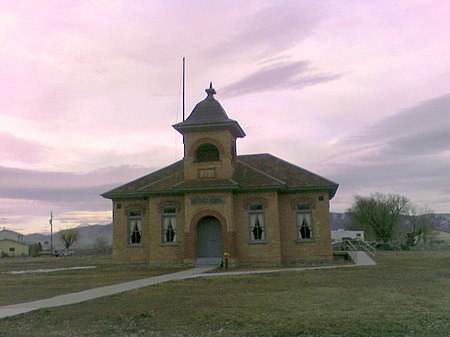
[{"xmin": 102, "ymin": 84, "xmax": 338, "ymax": 266}]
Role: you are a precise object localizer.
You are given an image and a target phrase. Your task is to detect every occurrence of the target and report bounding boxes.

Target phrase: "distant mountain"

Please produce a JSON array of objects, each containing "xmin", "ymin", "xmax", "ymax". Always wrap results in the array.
[
  {"xmin": 330, "ymin": 213, "xmax": 351, "ymax": 230},
  {"xmin": 24, "ymin": 232, "xmax": 49, "ymax": 244},
  {"xmin": 330, "ymin": 212, "xmax": 450, "ymax": 233},
  {"xmin": 24, "ymin": 223, "xmax": 112, "ymax": 250},
  {"xmin": 429, "ymin": 213, "xmax": 450, "ymax": 233}
]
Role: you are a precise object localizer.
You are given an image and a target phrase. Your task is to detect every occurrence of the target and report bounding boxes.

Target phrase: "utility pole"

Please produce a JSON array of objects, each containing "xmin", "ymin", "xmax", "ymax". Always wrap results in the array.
[
  {"xmin": 182, "ymin": 57, "xmax": 186, "ymax": 158},
  {"xmin": 49, "ymin": 211, "xmax": 53, "ymax": 255},
  {"xmin": 182, "ymin": 56, "xmax": 185, "ymax": 122}
]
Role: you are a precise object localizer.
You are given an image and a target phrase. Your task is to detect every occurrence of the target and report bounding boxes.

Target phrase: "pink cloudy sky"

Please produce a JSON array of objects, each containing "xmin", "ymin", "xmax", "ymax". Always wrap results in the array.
[{"xmin": 1, "ymin": 1, "xmax": 449, "ymax": 234}]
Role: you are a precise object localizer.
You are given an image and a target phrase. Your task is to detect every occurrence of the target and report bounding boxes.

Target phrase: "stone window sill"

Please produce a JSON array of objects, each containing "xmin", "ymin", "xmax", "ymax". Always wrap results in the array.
[
  {"xmin": 248, "ymin": 240, "xmax": 268, "ymax": 244},
  {"xmin": 161, "ymin": 242, "xmax": 179, "ymax": 247},
  {"xmin": 296, "ymin": 239, "xmax": 315, "ymax": 244}
]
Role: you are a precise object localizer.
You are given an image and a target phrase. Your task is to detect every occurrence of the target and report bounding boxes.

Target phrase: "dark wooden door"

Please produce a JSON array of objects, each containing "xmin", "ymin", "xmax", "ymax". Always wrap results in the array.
[{"xmin": 196, "ymin": 216, "xmax": 222, "ymax": 258}]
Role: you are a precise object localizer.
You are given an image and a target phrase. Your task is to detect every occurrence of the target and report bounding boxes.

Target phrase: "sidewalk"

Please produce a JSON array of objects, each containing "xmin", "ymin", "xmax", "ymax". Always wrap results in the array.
[
  {"xmin": 0, "ymin": 259, "xmax": 375, "ymax": 320},
  {"xmin": 0, "ymin": 267, "xmax": 214, "ymax": 319}
]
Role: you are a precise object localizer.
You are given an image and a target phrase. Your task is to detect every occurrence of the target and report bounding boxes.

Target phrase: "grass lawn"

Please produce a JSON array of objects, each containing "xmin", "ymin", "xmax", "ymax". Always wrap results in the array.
[
  {"xmin": 0, "ymin": 256, "xmax": 184, "ymax": 306},
  {"xmin": 1, "ymin": 251, "xmax": 449, "ymax": 337}
]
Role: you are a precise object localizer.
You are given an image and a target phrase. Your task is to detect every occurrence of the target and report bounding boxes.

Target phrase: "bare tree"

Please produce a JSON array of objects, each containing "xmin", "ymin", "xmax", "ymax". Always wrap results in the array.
[
  {"xmin": 95, "ymin": 237, "xmax": 111, "ymax": 254},
  {"xmin": 404, "ymin": 205, "xmax": 435, "ymax": 248},
  {"xmin": 348, "ymin": 193, "xmax": 410, "ymax": 244},
  {"xmin": 60, "ymin": 229, "xmax": 79, "ymax": 250},
  {"xmin": 30, "ymin": 242, "xmax": 42, "ymax": 257}
]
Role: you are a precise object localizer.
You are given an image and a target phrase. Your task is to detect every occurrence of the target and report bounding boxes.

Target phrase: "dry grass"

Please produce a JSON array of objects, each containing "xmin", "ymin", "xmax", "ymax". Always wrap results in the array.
[
  {"xmin": 0, "ymin": 256, "xmax": 184, "ymax": 306},
  {"xmin": 1, "ymin": 251, "xmax": 449, "ymax": 337}
]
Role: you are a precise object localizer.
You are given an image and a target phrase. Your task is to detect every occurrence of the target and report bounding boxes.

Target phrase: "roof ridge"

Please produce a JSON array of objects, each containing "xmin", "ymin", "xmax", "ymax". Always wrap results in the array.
[
  {"xmin": 264, "ymin": 153, "xmax": 339, "ymax": 187},
  {"xmin": 0, "ymin": 238, "xmax": 27, "ymax": 243},
  {"xmin": 101, "ymin": 160, "xmax": 183, "ymax": 197},
  {"xmin": 236, "ymin": 159, "xmax": 286, "ymax": 185},
  {"xmin": 137, "ymin": 171, "xmax": 181, "ymax": 191},
  {"xmin": 237, "ymin": 153, "xmax": 270, "ymax": 158},
  {"xmin": 0, "ymin": 229, "xmax": 21, "ymax": 233}
]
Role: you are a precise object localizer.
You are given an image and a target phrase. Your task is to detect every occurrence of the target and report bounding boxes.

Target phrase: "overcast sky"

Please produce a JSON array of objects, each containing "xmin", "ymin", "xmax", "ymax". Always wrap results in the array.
[{"xmin": 1, "ymin": 1, "xmax": 449, "ymax": 234}]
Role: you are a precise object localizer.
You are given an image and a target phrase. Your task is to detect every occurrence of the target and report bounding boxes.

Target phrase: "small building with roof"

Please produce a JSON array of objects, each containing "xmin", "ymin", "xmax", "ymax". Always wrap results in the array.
[
  {"xmin": 0, "ymin": 229, "xmax": 30, "ymax": 257},
  {"xmin": 0, "ymin": 228, "xmax": 25, "ymax": 243},
  {"xmin": 102, "ymin": 84, "xmax": 338, "ymax": 266}
]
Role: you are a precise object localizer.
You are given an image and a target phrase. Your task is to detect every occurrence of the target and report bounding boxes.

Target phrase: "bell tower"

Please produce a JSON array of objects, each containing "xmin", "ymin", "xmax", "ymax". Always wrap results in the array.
[{"xmin": 173, "ymin": 83, "xmax": 245, "ymax": 181}]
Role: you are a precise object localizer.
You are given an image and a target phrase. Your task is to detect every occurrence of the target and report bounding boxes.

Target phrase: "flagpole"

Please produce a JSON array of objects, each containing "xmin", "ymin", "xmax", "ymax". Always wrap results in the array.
[
  {"xmin": 182, "ymin": 57, "xmax": 185, "ymax": 122},
  {"xmin": 49, "ymin": 211, "xmax": 53, "ymax": 255},
  {"xmin": 182, "ymin": 57, "xmax": 186, "ymax": 158}
]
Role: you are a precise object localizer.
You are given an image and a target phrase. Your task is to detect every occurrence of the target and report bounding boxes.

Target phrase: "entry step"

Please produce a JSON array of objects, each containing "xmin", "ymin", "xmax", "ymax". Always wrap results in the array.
[{"xmin": 195, "ymin": 258, "xmax": 222, "ymax": 267}]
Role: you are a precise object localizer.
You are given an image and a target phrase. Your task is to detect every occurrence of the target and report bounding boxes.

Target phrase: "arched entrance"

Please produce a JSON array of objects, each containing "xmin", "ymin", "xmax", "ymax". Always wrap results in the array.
[{"xmin": 196, "ymin": 216, "xmax": 223, "ymax": 266}]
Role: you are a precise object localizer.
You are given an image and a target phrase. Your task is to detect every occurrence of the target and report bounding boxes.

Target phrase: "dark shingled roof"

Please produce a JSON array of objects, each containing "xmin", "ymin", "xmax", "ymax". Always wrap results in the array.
[
  {"xmin": 238, "ymin": 154, "xmax": 338, "ymax": 191},
  {"xmin": 103, "ymin": 160, "xmax": 184, "ymax": 197},
  {"xmin": 101, "ymin": 153, "xmax": 339, "ymax": 199},
  {"xmin": 172, "ymin": 83, "xmax": 245, "ymax": 138}
]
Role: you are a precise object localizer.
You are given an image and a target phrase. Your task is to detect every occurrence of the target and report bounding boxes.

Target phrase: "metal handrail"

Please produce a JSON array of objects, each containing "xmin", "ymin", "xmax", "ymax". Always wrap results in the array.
[
  {"xmin": 333, "ymin": 239, "xmax": 377, "ymax": 264},
  {"xmin": 356, "ymin": 240, "xmax": 376, "ymax": 259},
  {"xmin": 344, "ymin": 240, "xmax": 358, "ymax": 264},
  {"xmin": 345, "ymin": 239, "xmax": 358, "ymax": 251}
]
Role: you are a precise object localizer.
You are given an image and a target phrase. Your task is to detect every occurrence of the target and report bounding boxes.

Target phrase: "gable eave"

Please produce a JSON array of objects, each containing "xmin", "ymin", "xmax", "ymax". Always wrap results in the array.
[
  {"xmin": 282, "ymin": 185, "xmax": 339, "ymax": 199},
  {"xmin": 237, "ymin": 153, "xmax": 339, "ymax": 191},
  {"xmin": 102, "ymin": 183, "xmax": 338, "ymax": 199},
  {"xmin": 172, "ymin": 121, "xmax": 246, "ymax": 138},
  {"xmin": 100, "ymin": 160, "xmax": 184, "ymax": 199}
]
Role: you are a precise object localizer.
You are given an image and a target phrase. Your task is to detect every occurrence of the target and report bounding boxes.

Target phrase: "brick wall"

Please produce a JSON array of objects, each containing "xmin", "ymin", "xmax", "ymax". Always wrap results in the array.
[
  {"xmin": 183, "ymin": 130, "xmax": 236, "ymax": 181},
  {"xmin": 183, "ymin": 192, "xmax": 234, "ymax": 263},
  {"xmin": 147, "ymin": 196, "xmax": 185, "ymax": 265},
  {"xmin": 111, "ymin": 191, "xmax": 333, "ymax": 266},
  {"xmin": 112, "ymin": 199, "xmax": 149, "ymax": 264},
  {"xmin": 278, "ymin": 193, "xmax": 333, "ymax": 264},
  {"xmin": 233, "ymin": 192, "xmax": 282, "ymax": 264}
]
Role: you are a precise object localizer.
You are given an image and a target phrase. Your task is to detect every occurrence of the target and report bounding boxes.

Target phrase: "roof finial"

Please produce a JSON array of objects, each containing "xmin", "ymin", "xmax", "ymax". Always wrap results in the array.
[{"xmin": 205, "ymin": 82, "xmax": 216, "ymax": 96}]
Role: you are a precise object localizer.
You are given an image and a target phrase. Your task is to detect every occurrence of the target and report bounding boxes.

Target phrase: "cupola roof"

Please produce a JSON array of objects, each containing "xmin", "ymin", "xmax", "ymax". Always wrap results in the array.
[{"xmin": 173, "ymin": 83, "xmax": 245, "ymax": 138}]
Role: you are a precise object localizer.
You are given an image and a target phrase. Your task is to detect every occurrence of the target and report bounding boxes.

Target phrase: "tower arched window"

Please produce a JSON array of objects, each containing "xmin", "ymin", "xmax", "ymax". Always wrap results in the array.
[{"xmin": 195, "ymin": 143, "xmax": 220, "ymax": 162}]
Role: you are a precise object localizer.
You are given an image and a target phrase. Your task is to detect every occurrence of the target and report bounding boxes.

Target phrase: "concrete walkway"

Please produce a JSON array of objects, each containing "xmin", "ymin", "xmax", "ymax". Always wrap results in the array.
[
  {"xmin": 0, "ymin": 258, "xmax": 375, "ymax": 320},
  {"xmin": 3, "ymin": 266, "xmax": 97, "ymax": 275},
  {"xmin": 0, "ymin": 267, "xmax": 214, "ymax": 319}
]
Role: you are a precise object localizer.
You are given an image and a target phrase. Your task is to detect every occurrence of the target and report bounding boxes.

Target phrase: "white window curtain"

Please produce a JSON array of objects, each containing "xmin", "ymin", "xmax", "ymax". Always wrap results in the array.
[
  {"xmin": 129, "ymin": 219, "xmax": 142, "ymax": 244},
  {"xmin": 163, "ymin": 216, "xmax": 177, "ymax": 242},
  {"xmin": 297, "ymin": 213, "xmax": 312, "ymax": 239},
  {"xmin": 250, "ymin": 213, "xmax": 265, "ymax": 240}
]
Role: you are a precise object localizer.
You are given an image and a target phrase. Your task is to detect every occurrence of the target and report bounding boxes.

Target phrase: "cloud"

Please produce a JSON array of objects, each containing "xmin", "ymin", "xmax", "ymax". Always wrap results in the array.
[
  {"xmin": 0, "ymin": 185, "xmax": 114, "ymax": 205},
  {"xmin": 356, "ymin": 94, "xmax": 450, "ymax": 155},
  {"xmin": 0, "ymin": 163, "xmax": 157, "ymax": 232},
  {"xmin": 331, "ymin": 157, "xmax": 449, "ymax": 194},
  {"xmin": 0, "ymin": 132, "xmax": 50, "ymax": 164},
  {"xmin": 0, "ymin": 197, "xmax": 111, "ymax": 233},
  {"xmin": 0, "ymin": 164, "xmax": 155, "ymax": 216},
  {"xmin": 0, "ymin": 185, "xmax": 114, "ymax": 232},
  {"xmin": 57, "ymin": 211, "xmax": 112, "ymax": 227},
  {"xmin": 207, "ymin": 2, "xmax": 325, "ymax": 59},
  {"xmin": 0, "ymin": 165, "xmax": 152, "ymax": 189},
  {"xmin": 221, "ymin": 61, "xmax": 342, "ymax": 97},
  {"xmin": 387, "ymin": 128, "xmax": 449, "ymax": 156},
  {"xmin": 326, "ymin": 93, "xmax": 450, "ymax": 211}
]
